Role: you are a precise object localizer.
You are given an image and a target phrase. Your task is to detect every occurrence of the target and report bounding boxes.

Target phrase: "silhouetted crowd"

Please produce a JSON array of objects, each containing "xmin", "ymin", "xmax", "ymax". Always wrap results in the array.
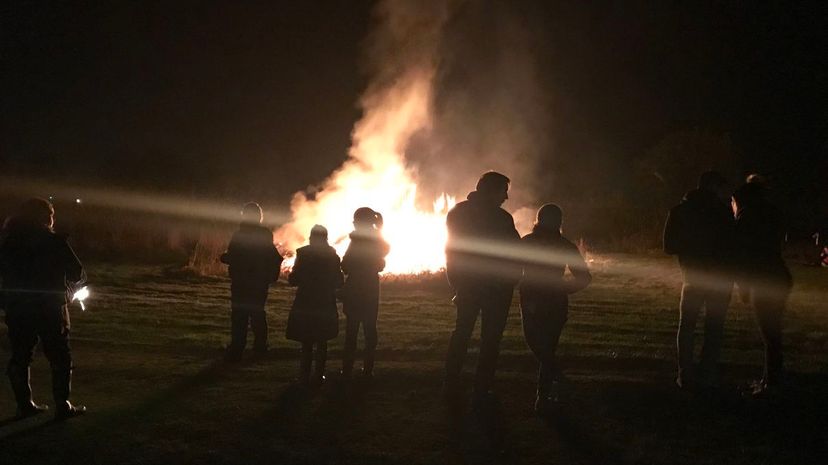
[{"xmin": 0, "ymin": 170, "xmax": 794, "ymax": 421}]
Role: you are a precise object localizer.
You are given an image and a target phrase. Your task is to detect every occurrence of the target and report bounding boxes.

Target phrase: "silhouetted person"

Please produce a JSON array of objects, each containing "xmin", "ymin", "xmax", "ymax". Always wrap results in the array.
[
  {"xmin": 732, "ymin": 179, "xmax": 792, "ymax": 397},
  {"xmin": 340, "ymin": 207, "xmax": 389, "ymax": 379},
  {"xmin": 444, "ymin": 171, "xmax": 521, "ymax": 406},
  {"xmin": 0, "ymin": 198, "xmax": 86, "ymax": 420},
  {"xmin": 519, "ymin": 204, "xmax": 591, "ymax": 414},
  {"xmin": 663, "ymin": 171, "xmax": 735, "ymax": 389},
  {"xmin": 287, "ymin": 225, "xmax": 344, "ymax": 386},
  {"xmin": 220, "ymin": 202, "xmax": 283, "ymax": 361}
]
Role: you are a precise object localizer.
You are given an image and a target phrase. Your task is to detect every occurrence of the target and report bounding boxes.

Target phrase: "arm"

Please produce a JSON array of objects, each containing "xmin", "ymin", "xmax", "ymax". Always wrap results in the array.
[
  {"xmin": 663, "ymin": 207, "xmax": 683, "ymax": 255},
  {"xmin": 61, "ymin": 238, "xmax": 86, "ymax": 286},
  {"xmin": 564, "ymin": 244, "xmax": 592, "ymax": 294}
]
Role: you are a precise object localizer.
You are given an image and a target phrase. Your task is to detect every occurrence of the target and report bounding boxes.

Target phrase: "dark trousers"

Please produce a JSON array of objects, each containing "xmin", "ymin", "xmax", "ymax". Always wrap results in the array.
[
  {"xmin": 342, "ymin": 313, "xmax": 378, "ymax": 374},
  {"xmin": 521, "ymin": 294, "xmax": 568, "ymax": 394},
  {"xmin": 5, "ymin": 304, "xmax": 73, "ymax": 406},
  {"xmin": 445, "ymin": 287, "xmax": 513, "ymax": 394},
  {"xmin": 752, "ymin": 286, "xmax": 789, "ymax": 385},
  {"xmin": 676, "ymin": 281, "xmax": 732, "ymax": 385},
  {"xmin": 228, "ymin": 301, "xmax": 268, "ymax": 355},
  {"xmin": 300, "ymin": 341, "xmax": 328, "ymax": 379}
]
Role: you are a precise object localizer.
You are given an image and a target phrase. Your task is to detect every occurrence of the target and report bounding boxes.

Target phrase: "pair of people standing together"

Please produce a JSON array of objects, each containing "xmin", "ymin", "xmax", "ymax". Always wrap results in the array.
[
  {"xmin": 664, "ymin": 172, "xmax": 791, "ymax": 397},
  {"xmin": 443, "ymin": 171, "xmax": 592, "ymax": 414},
  {"xmin": 221, "ymin": 203, "xmax": 389, "ymax": 385}
]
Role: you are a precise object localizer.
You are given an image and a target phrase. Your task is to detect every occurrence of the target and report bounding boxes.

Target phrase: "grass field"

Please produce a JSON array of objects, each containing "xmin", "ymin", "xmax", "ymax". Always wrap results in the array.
[{"xmin": 0, "ymin": 255, "xmax": 826, "ymax": 464}]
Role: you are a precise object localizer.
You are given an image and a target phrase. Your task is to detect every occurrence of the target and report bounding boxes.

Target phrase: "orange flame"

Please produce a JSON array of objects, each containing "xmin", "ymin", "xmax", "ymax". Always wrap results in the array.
[{"xmin": 276, "ymin": 69, "xmax": 455, "ymax": 274}]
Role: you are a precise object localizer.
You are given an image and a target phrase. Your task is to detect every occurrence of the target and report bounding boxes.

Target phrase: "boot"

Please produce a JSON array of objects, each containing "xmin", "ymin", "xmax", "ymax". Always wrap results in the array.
[
  {"xmin": 8, "ymin": 365, "xmax": 48, "ymax": 418},
  {"xmin": 361, "ymin": 350, "xmax": 375, "ymax": 379},
  {"xmin": 298, "ymin": 349, "xmax": 313, "ymax": 386},
  {"xmin": 312, "ymin": 347, "xmax": 327, "ymax": 386},
  {"xmin": 52, "ymin": 369, "xmax": 86, "ymax": 421},
  {"xmin": 341, "ymin": 351, "xmax": 354, "ymax": 379}
]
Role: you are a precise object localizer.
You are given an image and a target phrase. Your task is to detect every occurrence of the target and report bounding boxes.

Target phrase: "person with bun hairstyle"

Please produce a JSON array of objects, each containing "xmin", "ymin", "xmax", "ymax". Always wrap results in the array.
[{"xmin": 340, "ymin": 207, "xmax": 389, "ymax": 379}]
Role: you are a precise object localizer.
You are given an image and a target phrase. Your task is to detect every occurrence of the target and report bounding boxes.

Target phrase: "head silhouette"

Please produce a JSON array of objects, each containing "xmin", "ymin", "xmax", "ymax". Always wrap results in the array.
[
  {"xmin": 535, "ymin": 203, "xmax": 563, "ymax": 232},
  {"xmin": 475, "ymin": 171, "xmax": 510, "ymax": 207},
  {"xmin": 353, "ymin": 207, "xmax": 380, "ymax": 232},
  {"xmin": 241, "ymin": 202, "xmax": 263, "ymax": 225},
  {"xmin": 16, "ymin": 198, "xmax": 55, "ymax": 230},
  {"xmin": 309, "ymin": 224, "xmax": 329, "ymax": 246},
  {"xmin": 732, "ymin": 181, "xmax": 765, "ymax": 214}
]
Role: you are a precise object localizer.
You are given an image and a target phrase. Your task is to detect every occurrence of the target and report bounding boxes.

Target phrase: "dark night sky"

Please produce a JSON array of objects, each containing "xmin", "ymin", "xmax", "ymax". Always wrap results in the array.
[{"xmin": 2, "ymin": 1, "xmax": 826, "ymax": 205}]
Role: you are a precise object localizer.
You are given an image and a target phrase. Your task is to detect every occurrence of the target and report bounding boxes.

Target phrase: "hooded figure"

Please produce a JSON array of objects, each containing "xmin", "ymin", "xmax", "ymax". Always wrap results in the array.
[
  {"xmin": 732, "ymin": 179, "xmax": 791, "ymax": 396},
  {"xmin": 519, "ymin": 204, "xmax": 591, "ymax": 414},
  {"xmin": 0, "ymin": 198, "xmax": 87, "ymax": 420},
  {"xmin": 443, "ymin": 171, "xmax": 521, "ymax": 406},
  {"xmin": 340, "ymin": 207, "xmax": 389, "ymax": 379},
  {"xmin": 220, "ymin": 202, "xmax": 283, "ymax": 361},
  {"xmin": 663, "ymin": 171, "xmax": 735, "ymax": 389},
  {"xmin": 287, "ymin": 225, "xmax": 344, "ymax": 385}
]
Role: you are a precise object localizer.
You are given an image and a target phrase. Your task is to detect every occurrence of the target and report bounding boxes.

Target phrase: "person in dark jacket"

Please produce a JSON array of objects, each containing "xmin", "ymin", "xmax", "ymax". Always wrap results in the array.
[
  {"xmin": 519, "ymin": 204, "xmax": 591, "ymax": 414},
  {"xmin": 287, "ymin": 225, "xmax": 344, "ymax": 386},
  {"xmin": 444, "ymin": 171, "xmax": 521, "ymax": 406},
  {"xmin": 220, "ymin": 202, "xmax": 283, "ymax": 361},
  {"xmin": 0, "ymin": 198, "xmax": 86, "ymax": 420},
  {"xmin": 340, "ymin": 207, "xmax": 389, "ymax": 379},
  {"xmin": 663, "ymin": 171, "xmax": 735, "ymax": 389},
  {"xmin": 732, "ymin": 179, "xmax": 792, "ymax": 397}
]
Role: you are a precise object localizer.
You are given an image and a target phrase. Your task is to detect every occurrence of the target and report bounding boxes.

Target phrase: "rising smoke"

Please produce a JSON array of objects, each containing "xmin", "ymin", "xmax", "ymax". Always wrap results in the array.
[{"xmin": 276, "ymin": 0, "xmax": 551, "ymax": 259}]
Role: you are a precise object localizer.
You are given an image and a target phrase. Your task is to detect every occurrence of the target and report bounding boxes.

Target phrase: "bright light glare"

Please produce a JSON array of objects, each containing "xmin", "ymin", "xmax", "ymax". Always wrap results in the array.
[{"xmin": 72, "ymin": 286, "xmax": 89, "ymax": 311}]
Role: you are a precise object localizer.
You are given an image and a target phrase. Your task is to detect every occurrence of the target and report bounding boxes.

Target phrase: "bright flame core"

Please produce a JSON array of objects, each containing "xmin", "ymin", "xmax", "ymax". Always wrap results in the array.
[{"xmin": 275, "ymin": 3, "xmax": 455, "ymax": 274}]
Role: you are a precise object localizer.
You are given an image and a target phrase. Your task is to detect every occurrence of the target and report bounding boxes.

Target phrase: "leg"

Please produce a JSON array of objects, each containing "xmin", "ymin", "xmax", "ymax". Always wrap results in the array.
[
  {"xmin": 474, "ymin": 289, "xmax": 512, "ymax": 396},
  {"xmin": 699, "ymin": 284, "xmax": 732, "ymax": 386},
  {"xmin": 362, "ymin": 314, "xmax": 378, "ymax": 376},
  {"xmin": 445, "ymin": 291, "xmax": 480, "ymax": 385},
  {"xmin": 40, "ymin": 306, "xmax": 84, "ymax": 419},
  {"xmin": 677, "ymin": 283, "xmax": 704, "ymax": 386},
  {"xmin": 342, "ymin": 316, "xmax": 360, "ymax": 377},
  {"xmin": 299, "ymin": 342, "xmax": 313, "ymax": 384},
  {"xmin": 314, "ymin": 341, "xmax": 328, "ymax": 380},
  {"xmin": 228, "ymin": 305, "xmax": 249, "ymax": 359},
  {"xmin": 5, "ymin": 309, "xmax": 44, "ymax": 416},
  {"xmin": 250, "ymin": 308, "xmax": 268, "ymax": 353},
  {"xmin": 753, "ymin": 286, "xmax": 788, "ymax": 386}
]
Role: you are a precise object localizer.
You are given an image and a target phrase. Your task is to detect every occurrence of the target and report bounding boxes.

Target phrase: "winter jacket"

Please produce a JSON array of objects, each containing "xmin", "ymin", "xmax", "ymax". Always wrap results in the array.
[
  {"xmin": 663, "ymin": 188, "xmax": 735, "ymax": 276},
  {"xmin": 340, "ymin": 230, "xmax": 389, "ymax": 317},
  {"xmin": 734, "ymin": 199, "xmax": 792, "ymax": 288},
  {"xmin": 0, "ymin": 220, "xmax": 85, "ymax": 309},
  {"xmin": 221, "ymin": 223, "xmax": 283, "ymax": 303},
  {"xmin": 286, "ymin": 244, "xmax": 343, "ymax": 342},
  {"xmin": 519, "ymin": 226, "xmax": 591, "ymax": 303},
  {"xmin": 445, "ymin": 191, "xmax": 521, "ymax": 291}
]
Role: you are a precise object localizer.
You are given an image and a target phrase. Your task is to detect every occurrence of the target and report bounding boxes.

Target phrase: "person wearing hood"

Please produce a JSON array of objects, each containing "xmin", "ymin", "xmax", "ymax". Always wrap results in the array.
[
  {"xmin": 663, "ymin": 171, "xmax": 735, "ymax": 390},
  {"xmin": 444, "ymin": 171, "xmax": 521, "ymax": 406},
  {"xmin": 731, "ymin": 178, "xmax": 791, "ymax": 397},
  {"xmin": 0, "ymin": 198, "xmax": 87, "ymax": 420},
  {"xmin": 519, "ymin": 204, "xmax": 591, "ymax": 414},
  {"xmin": 340, "ymin": 207, "xmax": 389, "ymax": 379},
  {"xmin": 286, "ymin": 225, "xmax": 343, "ymax": 386},
  {"xmin": 220, "ymin": 202, "xmax": 283, "ymax": 361}
]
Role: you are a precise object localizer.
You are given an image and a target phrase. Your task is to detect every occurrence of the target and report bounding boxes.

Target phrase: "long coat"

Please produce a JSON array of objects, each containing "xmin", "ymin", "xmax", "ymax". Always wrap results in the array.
[
  {"xmin": 286, "ymin": 244, "xmax": 343, "ymax": 342},
  {"xmin": 340, "ymin": 231, "xmax": 389, "ymax": 319}
]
